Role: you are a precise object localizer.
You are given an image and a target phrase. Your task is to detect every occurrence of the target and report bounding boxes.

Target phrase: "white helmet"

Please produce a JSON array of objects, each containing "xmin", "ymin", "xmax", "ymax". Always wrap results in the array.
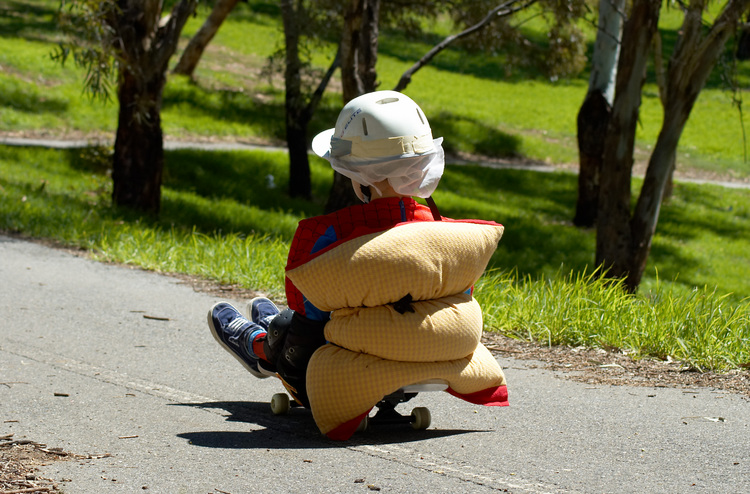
[{"xmin": 312, "ymin": 90, "xmax": 444, "ymax": 199}]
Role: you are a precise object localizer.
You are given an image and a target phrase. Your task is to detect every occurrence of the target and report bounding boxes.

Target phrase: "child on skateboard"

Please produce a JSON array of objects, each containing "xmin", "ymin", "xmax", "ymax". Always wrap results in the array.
[
  {"xmin": 208, "ymin": 90, "xmax": 448, "ymax": 404},
  {"xmin": 208, "ymin": 91, "xmax": 507, "ymax": 439}
]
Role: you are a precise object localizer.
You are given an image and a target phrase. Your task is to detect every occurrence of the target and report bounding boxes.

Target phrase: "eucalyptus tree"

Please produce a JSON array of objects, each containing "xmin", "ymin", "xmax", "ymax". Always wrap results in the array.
[
  {"xmin": 56, "ymin": 0, "xmax": 198, "ymax": 215},
  {"xmin": 596, "ymin": 0, "xmax": 750, "ymax": 292}
]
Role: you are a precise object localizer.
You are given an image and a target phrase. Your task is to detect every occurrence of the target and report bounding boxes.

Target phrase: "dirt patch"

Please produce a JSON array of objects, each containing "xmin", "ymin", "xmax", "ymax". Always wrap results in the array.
[
  {"xmin": 0, "ymin": 434, "xmax": 112, "ymax": 493},
  {"xmin": 482, "ymin": 332, "xmax": 750, "ymax": 399}
]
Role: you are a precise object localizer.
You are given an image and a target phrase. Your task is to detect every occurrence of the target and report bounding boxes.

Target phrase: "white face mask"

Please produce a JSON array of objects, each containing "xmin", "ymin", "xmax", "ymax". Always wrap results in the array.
[{"xmin": 327, "ymin": 138, "xmax": 445, "ymax": 199}]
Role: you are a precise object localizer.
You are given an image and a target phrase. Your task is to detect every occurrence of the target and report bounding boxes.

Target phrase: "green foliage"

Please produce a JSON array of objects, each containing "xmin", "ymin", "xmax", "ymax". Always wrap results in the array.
[
  {"xmin": 2, "ymin": 0, "xmax": 749, "ymax": 179},
  {"xmin": 447, "ymin": 0, "xmax": 590, "ymax": 80},
  {"xmin": 53, "ymin": 0, "xmax": 119, "ymax": 101}
]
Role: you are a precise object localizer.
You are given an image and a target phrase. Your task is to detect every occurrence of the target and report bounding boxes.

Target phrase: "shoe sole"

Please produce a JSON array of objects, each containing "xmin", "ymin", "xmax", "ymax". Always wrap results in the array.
[{"xmin": 207, "ymin": 303, "xmax": 269, "ymax": 379}]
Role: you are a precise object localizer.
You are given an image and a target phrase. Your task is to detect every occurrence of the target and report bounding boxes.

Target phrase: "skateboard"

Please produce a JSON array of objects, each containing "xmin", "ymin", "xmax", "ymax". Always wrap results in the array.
[{"xmin": 269, "ymin": 379, "xmax": 448, "ymax": 432}]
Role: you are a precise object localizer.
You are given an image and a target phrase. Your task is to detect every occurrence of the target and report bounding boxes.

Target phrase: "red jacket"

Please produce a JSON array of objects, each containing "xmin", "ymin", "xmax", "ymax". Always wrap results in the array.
[{"xmin": 285, "ymin": 197, "xmax": 439, "ymax": 317}]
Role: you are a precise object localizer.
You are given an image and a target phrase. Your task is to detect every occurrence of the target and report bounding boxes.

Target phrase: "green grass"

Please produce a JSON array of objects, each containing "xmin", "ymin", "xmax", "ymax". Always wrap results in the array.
[
  {"xmin": 1, "ymin": 1, "xmax": 749, "ymax": 373},
  {"xmin": 477, "ymin": 269, "xmax": 749, "ymax": 372},
  {"xmin": 1, "ymin": 145, "xmax": 748, "ymax": 372},
  {"xmin": 1, "ymin": 0, "xmax": 750, "ymax": 178}
]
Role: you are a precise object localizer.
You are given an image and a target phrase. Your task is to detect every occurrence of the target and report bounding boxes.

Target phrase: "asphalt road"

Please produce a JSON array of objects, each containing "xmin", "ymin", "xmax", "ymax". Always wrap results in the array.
[{"xmin": 1, "ymin": 234, "xmax": 748, "ymax": 493}]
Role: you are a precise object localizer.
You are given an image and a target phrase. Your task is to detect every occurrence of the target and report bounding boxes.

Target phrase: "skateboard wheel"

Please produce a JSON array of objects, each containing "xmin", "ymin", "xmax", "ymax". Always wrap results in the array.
[
  {"xmin": 356, "ymin": 415, "xmax": 370, "ymax": 433},
  {"xmin": 410, "ymin": 407, "xmax": 431, "ymax": 430},
  {"xmin": 270, "ymin": 393, "xmax": 291, "ymax": 415}
]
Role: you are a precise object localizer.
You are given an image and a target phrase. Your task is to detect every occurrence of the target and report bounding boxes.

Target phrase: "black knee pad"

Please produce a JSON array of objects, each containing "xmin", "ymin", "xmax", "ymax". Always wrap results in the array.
[
  {"xmin": 280, "ymin": 311, "xmax": 327, "ymax": 370},
  {"xmin": 274, "ymin": 311, "xmax": 327, "ymax": 408},
  {"xmin": 264, "ymin": 308, "xmax": 294, "ymax": 363}
]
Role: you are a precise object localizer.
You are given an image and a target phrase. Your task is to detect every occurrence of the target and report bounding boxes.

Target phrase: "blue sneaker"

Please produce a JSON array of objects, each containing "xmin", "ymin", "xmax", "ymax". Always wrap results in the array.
[
  {"xmin": 207, "ymin": 302, "xmax": 270, "ymax": 379},
  {"xmin": 248, "ymin": 297, "xmax": 280, "ymax": 330}
]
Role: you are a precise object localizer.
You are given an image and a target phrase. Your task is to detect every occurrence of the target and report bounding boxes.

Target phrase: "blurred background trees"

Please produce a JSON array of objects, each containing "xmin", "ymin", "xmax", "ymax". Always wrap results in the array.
[{"xmin": 54, "ymin": 0, "xmax": 750, "ymax": 291}]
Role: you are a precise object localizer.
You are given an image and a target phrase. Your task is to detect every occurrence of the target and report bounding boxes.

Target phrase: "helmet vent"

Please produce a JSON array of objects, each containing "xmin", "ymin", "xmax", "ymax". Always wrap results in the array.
[
  {"xmin": 362, "ymin": 117, "xmax": 369, "ymax": 136},
  {"xmin": 416, "ymin": 108, "xmax": 425, "ymax": 125},
  {"xmin": 376, "ymin": 97, "xmax": 399, "ymax": 105}
]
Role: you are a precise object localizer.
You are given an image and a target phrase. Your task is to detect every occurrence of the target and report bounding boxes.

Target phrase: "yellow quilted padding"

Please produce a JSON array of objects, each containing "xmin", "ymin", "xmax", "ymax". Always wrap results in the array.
[
  {"xmin": 292, "ymin": 218, "xmax": 507, "ymax": 438},
  {"xmin": 325, "ymin": 292, "xmax": 483, "ymax": 362},
  {"xmin": 286, "ymin": 221, "xmax": 504, "ymax": 311},
  {"xmin": 307, "ymin": 342, "xmax": 506, "ymax": 436}
]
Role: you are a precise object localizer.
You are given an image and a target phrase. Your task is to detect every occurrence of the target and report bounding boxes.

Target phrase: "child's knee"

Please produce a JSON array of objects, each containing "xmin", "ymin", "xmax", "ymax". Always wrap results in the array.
[{"xmin": 264, "ymin": 308, "xmax": 294, "ymax": 361}]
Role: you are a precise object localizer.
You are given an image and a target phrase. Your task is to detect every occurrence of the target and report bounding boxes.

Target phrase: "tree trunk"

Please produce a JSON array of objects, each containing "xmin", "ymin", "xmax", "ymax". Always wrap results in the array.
[
  {"xmin": 109, "ymin": 0, "xmax": 197, "ymax": 215},
  {"xmin": 287, "ymin": 120, "xmax": 311, "ymax": 199},
  {"xmin": 652, "ymin": 29, "xmax": 678, "ymax": 202},
  {"xmin": 574, "ymin": 0, "xmax": 623, "ymax": 227},
  {"xmin": 596, "ymin": 0, "xmax": 661, "ymax": 283},
  {"xmin": 325, "ymin": 0, "xmax": 379, "ymax": 213},
  {"xmin": 325, "ymin": 172, "xmax": 359, "ymax": 212},
  {"xmin": 574, "ymin": 90, "xmax": 610, "ymax": 227},
  {"xmin": 737, "ymin": 16, "xmax": 750, "ymax": 59},
  {"xmin": 340, "ymin": 0, "xmax": 364, "ymax": 102},
  {"xmin": 625, "ymin": 0, "xmax": 750, "ymax": 291},
  {"xmin": 173, "ymin": 0, "xmax": 240, "ymax": 77},
  {"xmin": 662, "ymin": 153, "xmax": 676, "ymax": 200},
  {"xmin": 358, "ymin": 0, "xmax": 380, "ymax": 92},
  {"xmin": 281, "ymin": 0, "xmax": 311, "ymax": 199},
  {"xmin": 112, "ymin": 69, "xmax": 165, "ymax": 215},
  {"xmin": 627, "ymin": 116, "xmax": 683, "ymax": 290}
]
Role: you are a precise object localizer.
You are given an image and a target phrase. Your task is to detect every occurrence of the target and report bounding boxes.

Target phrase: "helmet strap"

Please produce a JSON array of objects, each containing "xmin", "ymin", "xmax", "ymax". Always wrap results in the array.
[
  {"xmin": 426, "ymin": 196, "xmax": 442, "ymax": 221},
  {"xmin": 360, "ymin": 184, "xmax": 372, "ymax": 204}
]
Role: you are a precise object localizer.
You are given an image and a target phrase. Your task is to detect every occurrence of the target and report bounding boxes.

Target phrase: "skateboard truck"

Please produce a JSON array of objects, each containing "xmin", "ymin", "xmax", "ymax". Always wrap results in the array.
[{"xmin": 358, "ymin": 389, "xmax": 431, "ymax": 432}]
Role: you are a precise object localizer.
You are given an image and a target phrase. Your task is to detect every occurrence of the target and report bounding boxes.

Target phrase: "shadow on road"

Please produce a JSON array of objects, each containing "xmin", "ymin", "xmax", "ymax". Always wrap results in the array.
[{"xmin": 173, "ymin": 401, "xmax": 490, "ymax": 449}]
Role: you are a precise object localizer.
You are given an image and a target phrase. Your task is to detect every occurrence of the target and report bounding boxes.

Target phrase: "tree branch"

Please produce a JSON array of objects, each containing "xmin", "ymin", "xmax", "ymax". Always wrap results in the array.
[
  {"xmin": 151, "ymin": 0, "xmax": 198, "ymax": 76},
  {"xmin": 305, "ymin": 47, "xmax": 341, "ymax": 121},
  {"xmin": 393, "ymin": 0, "xmax": 537, "ymax": 92}
]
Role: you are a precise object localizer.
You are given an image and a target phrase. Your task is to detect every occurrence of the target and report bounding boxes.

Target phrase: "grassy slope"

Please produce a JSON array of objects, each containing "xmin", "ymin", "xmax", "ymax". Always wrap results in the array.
[
  {"xmin": 2, "ymin": 144, "xmax": 748, "ymax": 370},
  {"xmin": 1, "ymin": 0, "xmax": 749, "ymax": 177}
]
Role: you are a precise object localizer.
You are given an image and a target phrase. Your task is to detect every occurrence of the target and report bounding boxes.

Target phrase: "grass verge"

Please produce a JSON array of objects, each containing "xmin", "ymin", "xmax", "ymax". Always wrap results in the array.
[{"xmin": 1, "ymin": 144, "xmax": 748, "ymax": 372}]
